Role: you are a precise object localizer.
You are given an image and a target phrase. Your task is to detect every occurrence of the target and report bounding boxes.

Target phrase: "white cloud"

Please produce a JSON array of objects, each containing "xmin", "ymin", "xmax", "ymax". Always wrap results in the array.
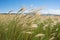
[
  {"xmin": 13, "ymin": 8, "xmax": 60, "ymax": 15},
  {"xmin": 41, "ymin": 9, "xmax": 60, "ymax": 14}
]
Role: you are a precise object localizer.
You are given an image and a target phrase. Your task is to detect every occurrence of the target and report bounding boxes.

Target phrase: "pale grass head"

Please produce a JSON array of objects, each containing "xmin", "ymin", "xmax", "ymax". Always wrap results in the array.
[
  {"xmin": 49, "ymin": 37, "xmax": 55, "ymax": 40},
  {"xmin": 17, "ymin": 7, "xmax": 26, "ymax": 13},
  {"xmin": 35, "ymin": 33, "xmax": 45, "ymax": 37},
  {"xmin": 31, "ymin": 24, "xmax": 38, "ymax": 28},
  {"xmin": 53, "ymin": 21, "xmax": 57, "ymax": 25},
  {"xmin": 56, "ymin": 28, "xmax": 59, "ymax": 31},
  {"xmin": 50, "ymin": 23, "xmax": 55, "ymax": 29},
  {"xmin": 43, "ymin": 24, "xmax": 48, "ymax": 30},
  {"xmin": 51, "ymin": 33, "xmax": 56, "ymax": 36},
  {"xmin": 22, "ymin": 31, "xmax": 33, "ymax": 34},
  {"xmin": 8, "ymin": 10, "xmax": 13, "ymax": 14},
  {"xmin": 25, "ymin": 31, "xmax": 33, "ymax": 34},
  {"xmin": 50, "ymin": 21, "xmax": 57, "ymax": 27}
]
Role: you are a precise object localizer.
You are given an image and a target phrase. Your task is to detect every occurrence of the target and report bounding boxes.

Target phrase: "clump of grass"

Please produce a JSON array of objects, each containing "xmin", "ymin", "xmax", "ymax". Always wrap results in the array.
[{"xmin": 0, "ymin": 7, "xmax": 60, "ymax": 40}]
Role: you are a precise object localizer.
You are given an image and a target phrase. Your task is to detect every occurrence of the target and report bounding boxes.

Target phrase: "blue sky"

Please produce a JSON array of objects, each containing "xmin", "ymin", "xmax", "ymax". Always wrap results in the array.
[{"xmin": 0, "ymin": 0, "xmax": 60, "ymax": 14}]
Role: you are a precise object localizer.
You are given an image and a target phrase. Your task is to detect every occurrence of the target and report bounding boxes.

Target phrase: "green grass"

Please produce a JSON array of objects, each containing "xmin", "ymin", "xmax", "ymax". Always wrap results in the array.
[
  {"xmin": 0, "ymin": 14, "xmax": 60, "ymax": 40},
  {"xmin": 0, "ymin": 7, "xmax": 60, "ymax": 40}
]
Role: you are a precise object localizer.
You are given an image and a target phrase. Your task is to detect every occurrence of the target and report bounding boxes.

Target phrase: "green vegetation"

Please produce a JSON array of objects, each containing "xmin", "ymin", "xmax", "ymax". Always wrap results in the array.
[{"xmin": 0, "ymin": 8, "xmax": 60, "ymax": 40}]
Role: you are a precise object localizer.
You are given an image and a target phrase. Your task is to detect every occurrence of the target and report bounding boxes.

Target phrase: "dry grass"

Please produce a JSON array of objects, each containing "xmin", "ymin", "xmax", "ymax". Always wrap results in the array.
[{"xmin": 0, "ymin": 7, "xmax": 60, "ymax": 40}]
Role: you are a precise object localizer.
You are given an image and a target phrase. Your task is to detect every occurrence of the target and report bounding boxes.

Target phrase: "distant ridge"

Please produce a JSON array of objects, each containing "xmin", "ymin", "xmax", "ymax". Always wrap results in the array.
[
  {"xmin": 0, "ymin": 13, "xmax": 16, "ymax": 15},
  {"xmin": 41, "ymin": 14, "xmax": 60, "ymax": 16},
  {"xmin": 0, "ymin": 13, "xmax": 60, "ymax": 16}
]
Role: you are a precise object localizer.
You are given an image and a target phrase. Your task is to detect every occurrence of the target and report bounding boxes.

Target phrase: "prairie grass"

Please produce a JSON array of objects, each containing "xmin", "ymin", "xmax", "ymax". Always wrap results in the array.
[{"xmin": 0, "ymin": 8, "xmax": 60, "ymax": 40}]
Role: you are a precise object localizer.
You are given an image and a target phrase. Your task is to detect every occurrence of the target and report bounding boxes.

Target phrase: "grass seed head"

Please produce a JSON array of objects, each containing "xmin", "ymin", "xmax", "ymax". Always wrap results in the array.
[
  {"xmin": 49, "ymin": 37, "xmax": 55, "ymax": 40},
  {"xmin": 31, "ymin": 24, "xmax": 38, "ymax": 28},
  {"xmin": 35, "ymin": 33, "xmax": 45, "ymax": 37},
  {"xmin": 25, "ymin": 31, "xmax": 33, "ymax": 34},
  {"xmin": 43, "ymin": 24, "xmax": 48, "ymax": 30}
]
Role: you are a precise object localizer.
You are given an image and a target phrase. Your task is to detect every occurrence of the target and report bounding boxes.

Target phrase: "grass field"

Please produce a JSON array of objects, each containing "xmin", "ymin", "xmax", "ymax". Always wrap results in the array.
[
  {"xmin": 0, "ymin": 7, "xmax": 60, "ymax": 40},
  {"xmin": 0, "ymin": 13, "xmax": 60, "ymax": 40}
]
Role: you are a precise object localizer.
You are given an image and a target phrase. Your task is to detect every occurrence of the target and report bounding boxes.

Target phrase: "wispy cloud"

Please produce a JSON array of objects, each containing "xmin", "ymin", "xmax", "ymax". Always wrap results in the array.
[{"xmin": 42, "ymin": 9, "xmax": 60, "ymax": 14}]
